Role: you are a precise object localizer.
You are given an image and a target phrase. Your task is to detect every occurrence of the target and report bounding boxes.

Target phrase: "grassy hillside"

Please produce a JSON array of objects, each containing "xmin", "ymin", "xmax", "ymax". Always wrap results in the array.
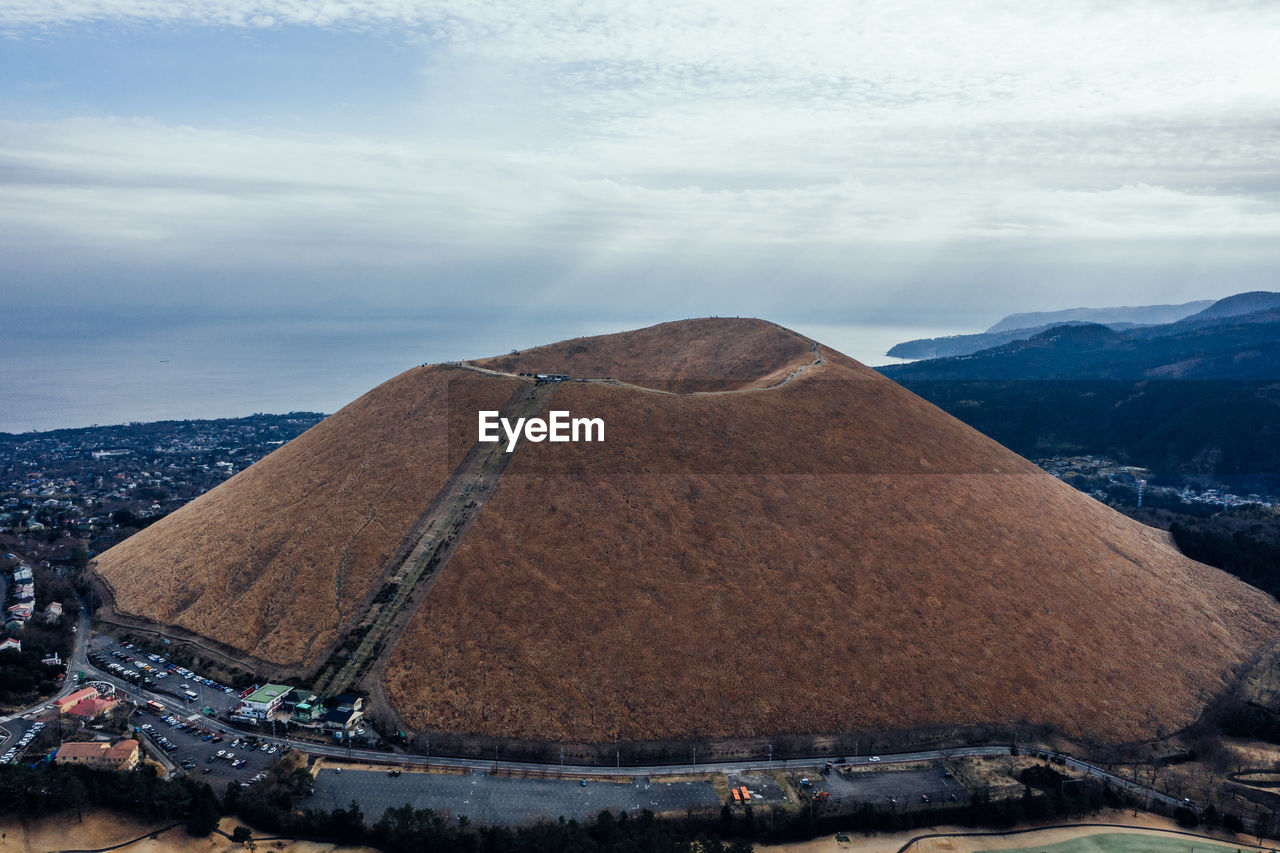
[
  {"xmin": 476, "ymin": 317, "xmax": 815, "ymax": 393},
  {"xmin": 90, "ymin": 318, "xmax": 1280, "ymax": 746},
  {"xmin": 92, "ymin": 365, "xmax": 523, "ymax": 670},
  {"xmin": 382, "ymin": 338, "xmax": 1280, "ymax": 745}
]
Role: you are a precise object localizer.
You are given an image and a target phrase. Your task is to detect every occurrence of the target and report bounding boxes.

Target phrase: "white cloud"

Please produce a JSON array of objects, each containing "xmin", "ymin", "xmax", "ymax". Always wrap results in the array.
[
  {"xmin": 1, "ymin": 0, "xmax": 1277, "ymax": 314},
  {"xmin": 1, "ymin": 114, "xmax": 1275, "ymax": 269}
]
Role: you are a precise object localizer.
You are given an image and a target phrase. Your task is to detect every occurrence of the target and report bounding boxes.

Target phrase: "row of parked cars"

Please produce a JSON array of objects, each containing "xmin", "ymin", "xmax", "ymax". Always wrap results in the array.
[
  {"xmin": 153, "ymin": 711, "xmax": 218, "ymax": 737},
  {"xmin": 211, "ymin": 748, "xmax": 249, "ymax": 768},
  {"xmin": 139, "ymin": 722, "xmax": 181, "ymax": 753},
  {"xmin": 1, "ymin": 721, "xmax": 44, "ymax": 763},
  {"xmin": 92, "ymin": 643, "xmax": 238, "ymax": 696},
  {"xmin": 232, "ymin": 737, "xmax": 280, "ymax": 755}
]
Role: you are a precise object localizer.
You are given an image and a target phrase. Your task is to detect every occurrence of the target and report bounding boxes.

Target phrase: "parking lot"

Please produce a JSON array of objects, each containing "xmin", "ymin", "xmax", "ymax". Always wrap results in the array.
[
  {"xmin": 86, "ymin": 635, "xmax": 282, "ymax": 787},
  {"xmin": 307, "ymin": 767, "xmax": 721, "ymax": 825},
  {"xmin": 86, "ymin": 635, "xmax": 244, "ymax": 719},
  {"xmin": 725, "ymin": 772, "xmax": 789, "ymax": 805},
  {"xmin": 133, "ymin": 706, "xmax": 278, "ymax": 787},
  {"xmin": 808, "ymin": 763, "xmax": 965, "ymax": 807}
]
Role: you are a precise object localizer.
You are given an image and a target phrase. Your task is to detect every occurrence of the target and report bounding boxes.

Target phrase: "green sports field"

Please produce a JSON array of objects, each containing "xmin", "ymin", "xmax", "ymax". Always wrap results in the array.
[{"xmin": 988, "ymin": 832, "xmax": 1264, "ymax": 853}]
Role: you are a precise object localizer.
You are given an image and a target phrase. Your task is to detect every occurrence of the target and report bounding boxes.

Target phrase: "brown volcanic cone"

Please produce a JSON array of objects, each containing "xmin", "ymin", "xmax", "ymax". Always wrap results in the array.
[
  {"xmin": 94, "ymin": 318, "xmax": 1280, "ymax": 745},
  {"xmin": 91, "ymin": 366, "xmax": 525, "ymax": 669}
]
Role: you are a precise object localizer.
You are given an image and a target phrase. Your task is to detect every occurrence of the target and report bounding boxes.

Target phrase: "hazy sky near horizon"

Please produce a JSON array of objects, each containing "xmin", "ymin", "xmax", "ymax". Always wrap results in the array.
[{"xmin": 3, "ymin": 0, "xmax": 1279, "ymax": 331}]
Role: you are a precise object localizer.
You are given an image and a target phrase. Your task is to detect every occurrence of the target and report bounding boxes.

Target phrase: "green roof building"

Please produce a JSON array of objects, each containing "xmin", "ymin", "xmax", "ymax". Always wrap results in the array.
[{"xmin": 238, "ymin": 683, "xmax": 293, "ymax": 720}]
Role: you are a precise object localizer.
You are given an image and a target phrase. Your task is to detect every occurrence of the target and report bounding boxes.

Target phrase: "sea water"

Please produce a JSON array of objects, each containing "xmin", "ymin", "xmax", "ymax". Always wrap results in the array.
[{"xmin": 0, "ymin": 315, "xmax": 960, "ymax": 434}]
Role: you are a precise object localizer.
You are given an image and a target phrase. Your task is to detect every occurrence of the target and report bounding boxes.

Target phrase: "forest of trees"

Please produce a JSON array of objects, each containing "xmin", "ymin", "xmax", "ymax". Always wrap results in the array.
[
  {"xmin": 898, "ymin": 379, "xmax": 1280, "ymax": 486},
  {"xmin": 1170, "ymin": 522, "xmax": 1280, "ymax": 599}
]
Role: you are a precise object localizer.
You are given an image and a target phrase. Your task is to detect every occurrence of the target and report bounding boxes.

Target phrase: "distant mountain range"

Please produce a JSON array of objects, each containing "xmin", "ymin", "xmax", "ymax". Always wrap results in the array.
[
  {"xmin": 888, "ymin": 297, "xmax": 1227, "ymax": 360},
  {"xmin": 886, "ymin": 321, "xmax": 1133, "ymax": 360},
  {"xmin": 987, "ymin": 300, "xmax": 1213, "ymax": 333},
  {"xmin": 882, "ymin": 292, "xmax": 1280, "ymax": 380},
  {"xmin": 879, "ymin": 292, "xmax": 1280, "ymax": 480}
]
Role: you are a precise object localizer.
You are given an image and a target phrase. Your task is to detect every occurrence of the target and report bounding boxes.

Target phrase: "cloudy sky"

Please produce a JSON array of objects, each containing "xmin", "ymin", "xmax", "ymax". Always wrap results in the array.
[{"xmin": 2, "ymin": 0, "xmax": 1278, "ymax": 343}]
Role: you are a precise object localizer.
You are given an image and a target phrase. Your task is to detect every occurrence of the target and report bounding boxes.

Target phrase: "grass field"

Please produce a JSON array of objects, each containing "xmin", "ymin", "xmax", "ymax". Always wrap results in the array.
[
  {"xmin": 992, "ymin": 833, "xmax": 1247, "ymax": 853},
  {"xmin": 759, "ymin": 814, "xmax": 1258, "ymax": 853}
]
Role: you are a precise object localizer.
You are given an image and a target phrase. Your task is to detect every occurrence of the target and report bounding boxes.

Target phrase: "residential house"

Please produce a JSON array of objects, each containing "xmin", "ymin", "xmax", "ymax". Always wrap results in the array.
[
  {"xmin": 322, "ymin": 706, "xmax": 364, "ymax": 732},
  {"xmin": 55, "ymin": 740, "xmax": 139, "ymax": 770}
]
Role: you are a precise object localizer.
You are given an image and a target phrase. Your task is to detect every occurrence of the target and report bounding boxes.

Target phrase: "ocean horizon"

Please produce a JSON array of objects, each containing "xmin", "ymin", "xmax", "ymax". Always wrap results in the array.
[{"xmin": 0, "ymin": 315, "xmax": 960, "ymax": 434}]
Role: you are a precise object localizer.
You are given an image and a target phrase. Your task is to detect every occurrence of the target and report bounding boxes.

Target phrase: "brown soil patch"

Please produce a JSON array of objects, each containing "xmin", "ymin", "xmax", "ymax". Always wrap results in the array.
[
  {"xmin": 0, "ymin": 811, "xmax": 374, "ymax": 853},
  {"xmin": 950, "ymin": 756, "xmax": 1055, "ymax": 798}
]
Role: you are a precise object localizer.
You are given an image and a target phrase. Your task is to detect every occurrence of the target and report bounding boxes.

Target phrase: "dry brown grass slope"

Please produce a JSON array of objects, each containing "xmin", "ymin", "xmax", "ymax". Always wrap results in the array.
[
  {"xmin": 92, "ymin": 365, "xmax": 522, "ymax": 670},
  {"xmin": 89, "ymin": 317, "xmax": 1280, "ymax": 746},
  {"xmin": 475, "ymin": 317, "xmax": 816, "ymax": 392},
  {"xmin": 383, "ymin": 326, "xmax": 1280, "ymax": 745}
]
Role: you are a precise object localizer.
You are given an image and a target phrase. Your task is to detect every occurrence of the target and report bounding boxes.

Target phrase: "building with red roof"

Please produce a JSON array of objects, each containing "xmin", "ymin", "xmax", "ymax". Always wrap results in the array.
[{"xmin": 53, "ymin": 687, "xmax": 100, "ymax": 713}]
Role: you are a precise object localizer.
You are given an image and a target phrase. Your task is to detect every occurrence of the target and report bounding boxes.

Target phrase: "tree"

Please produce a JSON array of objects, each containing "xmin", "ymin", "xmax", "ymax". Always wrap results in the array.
[
  {"xmin": 223, "ymin": 780, "xmax": 241, "ymax": 812},
  {"xmin": 186, "ymin": 797, "xmax": 219, "ymax": 837},
  {"xmin": 718, "ymin": 804, "xmax": 734, "ymax": 837},
  {"xmin": 231, "ymin": 825, "xmax": 253, "ymax": 845},
  {"xmin": 65, "ymin": 775, "xmax": 88, "ymax": 822}
]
